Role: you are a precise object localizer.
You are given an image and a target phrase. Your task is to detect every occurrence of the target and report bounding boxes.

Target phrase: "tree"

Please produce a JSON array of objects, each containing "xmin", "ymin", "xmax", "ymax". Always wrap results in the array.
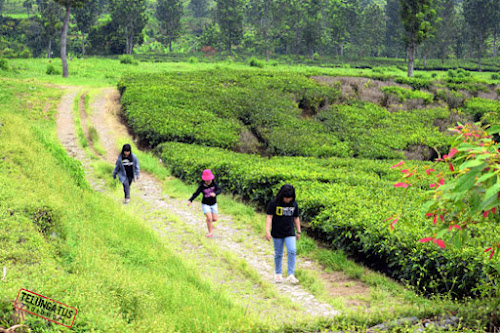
[
  {"xmin": 433, "ymin": 0, "xmax": 456, "ymax": 63},
  {"xmin": 0, "ymin": 0, "xmax": 5, "ymax": 18},
  {"xmin": 156, "ymin": 0, "xmax": 183, "ymax": 52},
  {"xmin": 37, "ymin": 0, "xmax": 63, "ymax": 59},
  {"xmin": 246, "ymin": 0, "xmax": 275, "ymax": 61},
  {"xmin": 23, "ymin": 0, "xmax": 35, "ymax": 18},
  {"xmin": 302, "ymin": 0, "xmax": 323, "ymax": 59},
  {"xmin": 73, "ymin": 0, "xmax": 99, "ymax": 56},
  {"xmin": 400, "ymin": 0, "xmax": 436, "ymax": 77},
  {"xmin": 384, "ymin": 0, "xmax": 405, "ymax": 58},
  {"xmin": 361, "ymin": 2, "xmax": 385, "ymax": 57},
  {"xmin": 326, "ymin": 0, "xmax": 349, "ymax": 57},
  {"xmin": 52, "ymin": 0, "xmax": 89, "ymax": 78},
  {"xmin": 189, "ymin": 0, "xmax": 209, "ymax": 18},
  {"xmin": 490, "ymin": 0, "xmax": 499, "ymax": 58},
  {"xmin": 463, "ymin": 0, "xmax": 492, "ymax": 71},
  {"xmin": 110, "ymin": 0, "xmax": 148, "ymax": 54},
  {"xmin": 216, "ymin": 0, "xmax": 244, "ymax": 54}
]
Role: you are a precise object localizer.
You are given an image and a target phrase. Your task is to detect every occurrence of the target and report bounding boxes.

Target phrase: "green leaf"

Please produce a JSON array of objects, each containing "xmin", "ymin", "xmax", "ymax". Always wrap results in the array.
[
  {"xmin": 487, "ymin": 125, "xmax": 500, "ymax": 135},
  {"xmin": 459, "ymin": 160, "xmax": 486, "ymax": 171},
  {"xmin": 453, "ymin": 166, "xmax": 485, "ymax": 194},
  {"xmin": 475, "ymin": 172, "xmax": 496, "ymax": 185},
  {"xmin": 480, "ymin": 181, "xmax": 500, "ymax": 211}
]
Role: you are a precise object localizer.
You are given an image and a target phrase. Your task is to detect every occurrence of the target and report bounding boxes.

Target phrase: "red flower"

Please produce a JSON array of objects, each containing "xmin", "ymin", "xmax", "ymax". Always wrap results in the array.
[
  {"xmin": 419, "ymin": 237, "xmax": 446, "ymax": 249},
  {"xmin": 394, "ymin": 182, "xmax": 410, "ymax": 188},
  {"xmin": 449, "ymin": 164, "xmax": 455, "ymax": 172},
  {"xmin": 425, "ymin": 168, "xmax": 435, "ymax": 175},
  {"xmin": 390, "ymin": 218, "xmax": 399, "ymax": 230},
  {"xmin": 485, "ymin": 247, "xmax": 495, "ymax": 259},
  {"xmin": 439, "ymin": 178, "xmax": 445, "ymax": 186},
  {"xmin": 448, "ymin": 224, "xmax": 461, "ymax": 231},
  {"xmin": 392, "ymin": 161, "xmax": 405, "ymax": 168},
  {"xmin": 443, "ymin": 148, "xmax": 458, "ymax": 160}
]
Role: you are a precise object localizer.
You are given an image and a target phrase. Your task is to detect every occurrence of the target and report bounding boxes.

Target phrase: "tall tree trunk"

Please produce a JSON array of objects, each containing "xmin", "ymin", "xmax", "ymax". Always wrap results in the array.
[
  {"xmin": 478, "ymin": 43, "xmax": 482, "ymax": 72},
  {"xmin": 61, "ymin": 4, "xmax": 70, "ymax": 78},
  {"xmin": 81, "ymin": 32, "xmax": 86, "ymax": 57},
  {"xmin": 169, "ymin": 40, "xmax": 172, "ymax": 52},
  {"xmin": 340, "ymin": 42, "xmax": 344, "ymax": 57},
  {"xmin": 494, "ymin": 29, "xmax": 498, "ymax": 58},
  {"xmin": 407, "ymin": 41, "xmax": 415, "ymax": 77},
  {"xmin": 48, "ymin": 39, "xmax": 52, "ymax": 59}
]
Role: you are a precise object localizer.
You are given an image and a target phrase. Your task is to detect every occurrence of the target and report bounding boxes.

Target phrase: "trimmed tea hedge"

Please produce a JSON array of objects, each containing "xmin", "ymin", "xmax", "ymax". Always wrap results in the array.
[
  {"xmin": 118, "ymin": 70, "xmax": 451, "ymax": 159},
  {"xmin": 157, "ymin": 141, "xmax": 500, "ymax": 297}
]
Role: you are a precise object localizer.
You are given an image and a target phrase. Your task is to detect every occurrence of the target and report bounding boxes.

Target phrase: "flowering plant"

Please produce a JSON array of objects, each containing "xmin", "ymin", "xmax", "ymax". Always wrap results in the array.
[{"xmin": 390, "ymin": 123, "xmax": 500, "ymax": 258}]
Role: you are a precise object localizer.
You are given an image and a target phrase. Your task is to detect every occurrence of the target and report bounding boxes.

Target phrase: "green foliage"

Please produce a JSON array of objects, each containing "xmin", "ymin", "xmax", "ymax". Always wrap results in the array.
[
  {"xmin": 0, "ymin": 58, "xmax": 8, "ymax": 71},
  {"xmin": 118, "ymin": 70, "xmax": 348, "ymax": 157},
  {"xmin": 316, "ymin": 102, "xmax": 450, "ymax": 159},
  {"xmin": 187, "ymin": 56, "xmax": 198, "ymax": 64},
  {"xmin": 248, "ymin": 56, "xmax": 264, "ymax": 68},
  {"xmin": 394, "ymin": 77, "xmax": 432, "ymax": 90},
  {"xmin": 46, "ymin": 63, "xmax": 61, "ymax": 75},
  {"xmin": 463, "ymin": 98, "xmax": 500, "ymax": 122},
  {"xmin": 119, "ymin": 54, "xmax": 137, "ymax": 65},
  {"xmin": 491, "ymin": 73, "xmax": 500, "ymax": 80},
  {"xmin": 157, "ymin": 140, "xmax": 499, "ymax": 297},
  {"xmin": 447, "ymin": 68, "xmax": 471, "ymax": 79},
  {"xmin": 381, "ymin": 86, "xmax": 434, "ymax": 104}
]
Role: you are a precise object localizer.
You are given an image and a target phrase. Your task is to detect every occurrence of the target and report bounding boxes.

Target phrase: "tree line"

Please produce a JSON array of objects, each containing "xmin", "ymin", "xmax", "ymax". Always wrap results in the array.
[{"xmin": 0, "ymin": 0, "xmax": 499, "ymax": 77}]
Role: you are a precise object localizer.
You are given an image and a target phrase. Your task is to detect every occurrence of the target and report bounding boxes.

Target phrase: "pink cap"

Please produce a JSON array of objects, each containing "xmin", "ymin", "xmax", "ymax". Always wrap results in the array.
[{"xmin": 201, "ymin": 169, "xmax": 214, "ymax": 181}]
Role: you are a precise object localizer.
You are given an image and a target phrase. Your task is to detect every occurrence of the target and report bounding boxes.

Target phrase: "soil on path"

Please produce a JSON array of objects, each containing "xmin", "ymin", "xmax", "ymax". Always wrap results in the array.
[{"xmin": 56, "ymin": 86, "xmax": 374, "ymax": 323}]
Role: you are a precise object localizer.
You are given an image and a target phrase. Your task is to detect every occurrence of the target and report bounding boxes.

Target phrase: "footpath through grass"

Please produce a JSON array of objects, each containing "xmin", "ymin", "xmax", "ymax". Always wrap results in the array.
[{"xmin": 0, "ymin": 77, "xmax": 267, "ymax": 332}]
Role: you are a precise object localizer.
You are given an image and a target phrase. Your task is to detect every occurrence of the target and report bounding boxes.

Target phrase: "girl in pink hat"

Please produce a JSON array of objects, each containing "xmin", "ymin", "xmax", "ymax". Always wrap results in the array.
[{"xmin": 187, "ymin": 169, "xmax": 222, "ymax": 238}]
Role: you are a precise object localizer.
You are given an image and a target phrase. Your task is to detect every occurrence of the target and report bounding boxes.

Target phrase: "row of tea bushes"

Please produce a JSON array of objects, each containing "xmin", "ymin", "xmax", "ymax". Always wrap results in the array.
[
  {"xmin": 157, "ymin": 141, "xmax": 500, "ymax": 297},
  {"xmin": 118, "ymin": 70, "xmax": 453, "ymax": 159}
]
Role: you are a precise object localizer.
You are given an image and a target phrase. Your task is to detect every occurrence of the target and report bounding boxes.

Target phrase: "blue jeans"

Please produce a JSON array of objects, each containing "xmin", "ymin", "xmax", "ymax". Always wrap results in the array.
[{"xmin": 273, "ymin": 236, "xmax": 296, "ymax": 276}]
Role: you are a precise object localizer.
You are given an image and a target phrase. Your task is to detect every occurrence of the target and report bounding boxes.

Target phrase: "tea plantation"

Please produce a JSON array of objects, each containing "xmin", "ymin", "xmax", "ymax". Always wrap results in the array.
[{"xmin": 119, "ymin": 68, "xmax": 500, "ymax": 298}]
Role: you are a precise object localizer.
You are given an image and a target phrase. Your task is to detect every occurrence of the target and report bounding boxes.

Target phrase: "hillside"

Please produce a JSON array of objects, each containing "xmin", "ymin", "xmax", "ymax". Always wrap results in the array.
[{"xmin": 1, "ymin": 58, "xmax": 499, "ymax": 331}]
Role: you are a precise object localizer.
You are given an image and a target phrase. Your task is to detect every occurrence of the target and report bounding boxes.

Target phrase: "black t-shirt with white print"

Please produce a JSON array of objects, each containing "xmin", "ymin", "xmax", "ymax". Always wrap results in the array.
[
  {"xmin": 122, "ymin": 155, "xmax": 134, "ymax": 179},
  {"xmin": 266, "ymin": 199, "xmax": 299, "ymax": 238}
]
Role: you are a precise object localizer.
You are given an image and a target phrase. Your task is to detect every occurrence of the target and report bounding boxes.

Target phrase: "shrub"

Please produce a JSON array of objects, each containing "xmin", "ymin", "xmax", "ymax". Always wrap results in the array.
[
  {"xmin": 18, "ymin": 49, "xmax": 32, "ymax": 59},
  {"xmin": 394, "ymin": 77, "xmax": 431, "ymax": 90},
  {"xmin": 464, "ymin": 98, "xmax": 500, "ymax": 122},
  {"xmin": 118, "ymin": 70, "xmax": 345, "ymax": 156},
  {"xmin": 0, "ymin": 58, "xmax": 8, "ymax": 71},
  {"xmin": 46, "ymin": 64, "xmax": 61, "ymax": 75},
  {"xmin": 381, "ymin": 86, "xmax": 434, "ymax": 105},
  {"xmin": 248, "ymin": 57, "xmax": 264, "ymax": 68},
  {"xmin": 119, "ymin": 55, "xmax": 137, "ymax": 65},
  {"xmin": 157, "ymin": 140, "xmax": 500, "ymax": 297},
  {"xmin": 492, "ymin": 73, "xmax": 500, "ymax": 80},
  {"xmin": 188, "ymin": 56, "xmax": 199, "ymax": 64}
]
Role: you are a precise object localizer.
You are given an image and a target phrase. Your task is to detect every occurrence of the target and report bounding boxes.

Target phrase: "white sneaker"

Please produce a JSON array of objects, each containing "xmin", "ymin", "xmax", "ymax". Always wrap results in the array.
[
  {"xmin": 286, "ymin": 275, "xmax": 299, "ymax": 284},
  {"xmin": 275, "ymin": 274, "xmax": 283, "ymax": 283}
]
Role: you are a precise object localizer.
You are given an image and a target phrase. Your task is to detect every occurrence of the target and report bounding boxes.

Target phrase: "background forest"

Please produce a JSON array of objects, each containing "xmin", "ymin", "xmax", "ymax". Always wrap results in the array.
[{"xmin": 0, "ymin": 0, "xmax": 499, "ymax": 71}]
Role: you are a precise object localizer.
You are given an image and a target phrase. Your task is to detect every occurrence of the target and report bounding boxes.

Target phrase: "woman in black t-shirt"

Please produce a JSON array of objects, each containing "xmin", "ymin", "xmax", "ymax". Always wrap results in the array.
[{"xmin": 265, "ymin": 184, "xmax": 301, "ymax": 284}]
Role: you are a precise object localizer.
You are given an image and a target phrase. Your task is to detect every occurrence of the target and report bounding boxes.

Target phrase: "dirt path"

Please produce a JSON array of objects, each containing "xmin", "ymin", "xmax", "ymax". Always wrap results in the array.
[{"xmin": 56, "ymin": 87, "xmax": 375, "ymax": 322}]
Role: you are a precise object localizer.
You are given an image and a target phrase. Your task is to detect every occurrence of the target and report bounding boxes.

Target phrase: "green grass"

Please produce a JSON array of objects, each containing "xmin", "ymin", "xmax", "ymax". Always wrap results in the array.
[{"xmin": 0, "ymin": 77, "xmax": 266, "ymax": 332}]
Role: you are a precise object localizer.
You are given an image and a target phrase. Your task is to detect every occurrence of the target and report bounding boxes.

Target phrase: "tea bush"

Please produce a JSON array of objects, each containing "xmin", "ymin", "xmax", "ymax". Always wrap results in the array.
[
  {"xmin": 381, "ymin": 86, "xmax": 434, "ymax": 105},
  {"xmin": 119, "ymin": 70, "xmax": 450, "ymax": 159},
  {"xmin": 157, "ymin": 141, "xmax": 500, "ymax": 297}
]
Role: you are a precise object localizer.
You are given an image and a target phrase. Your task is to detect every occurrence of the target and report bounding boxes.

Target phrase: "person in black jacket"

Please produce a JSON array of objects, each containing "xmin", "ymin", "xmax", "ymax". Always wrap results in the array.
[
  {"xmin": 187, "ymin": 169, "xmax": 222, "ymax": 238},
  {"xmin": 112, "ymin": 144, "xmax": 140, "ymax": 204},
  {"xmin": 265, "ymin": 184, "xmax": 301, "ymax": 284}
]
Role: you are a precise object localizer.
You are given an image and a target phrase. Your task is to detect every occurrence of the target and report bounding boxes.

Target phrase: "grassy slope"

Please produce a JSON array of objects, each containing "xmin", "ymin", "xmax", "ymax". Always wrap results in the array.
[{"xmin": 0, "ymin": 78, "xmax": 262, "ymax": 332}]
